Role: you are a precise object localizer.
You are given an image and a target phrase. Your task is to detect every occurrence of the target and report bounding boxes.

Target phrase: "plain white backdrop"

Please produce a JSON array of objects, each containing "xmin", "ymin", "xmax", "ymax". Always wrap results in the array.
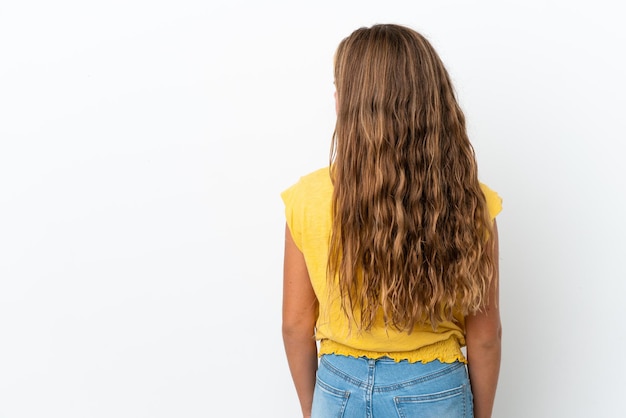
[{"xmin": 1, "ymin": 1, "xmax": 625, "ymax": 417}]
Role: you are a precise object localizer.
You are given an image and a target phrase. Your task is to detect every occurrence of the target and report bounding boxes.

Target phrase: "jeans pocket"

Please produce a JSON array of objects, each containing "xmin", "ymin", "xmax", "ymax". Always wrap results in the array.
[
  {"xmin": 311, "ymin": 376, "xmax": 350, "ymax": 418},
  {"xmin": 394, "ymin": 384, "xmax": 470, "ymax": 418}
]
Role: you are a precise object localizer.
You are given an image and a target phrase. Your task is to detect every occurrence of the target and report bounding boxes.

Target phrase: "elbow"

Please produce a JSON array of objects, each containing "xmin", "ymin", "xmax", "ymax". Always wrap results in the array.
[
  {"xmin": 494, "ymin": 322, "xmax": 502, "ymax": 342},
  {"xmin": 282, "ymin": 320, "xmax": 315, "ymax": 343},
  {"xmin": 467, "ymin": 323, "xmax": 502, "ymax": 351},
  {"xmin": 482, "ymin": 325, "xmax": 502, "ymax": 350}
]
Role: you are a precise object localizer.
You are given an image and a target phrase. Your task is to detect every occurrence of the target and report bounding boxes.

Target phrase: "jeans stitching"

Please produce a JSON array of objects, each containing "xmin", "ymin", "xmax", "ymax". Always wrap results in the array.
[
  {"xmin": 316, "ymin": 375, "xmax": 351, "ymax": 397},
  {"xmin": 394, "ymin": 385, "xmax": 464, "ymax": 402},
  {"xmin": 366, "ymin": 359, "xmax": 375, "ymax": 418},
  {"xmin": 320, "ymin": 355, "xmax": 369, "ymax": 389},
  {"xmin": 375, "ymin": 361, "xmax": 464, "ymax": 392}
]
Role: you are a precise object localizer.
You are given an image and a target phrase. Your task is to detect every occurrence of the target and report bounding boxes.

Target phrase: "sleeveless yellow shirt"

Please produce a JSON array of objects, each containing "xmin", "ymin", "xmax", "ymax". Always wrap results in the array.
[{"xmin": 281, "ymin": 167, "xmax": 502, "ymax": 363}]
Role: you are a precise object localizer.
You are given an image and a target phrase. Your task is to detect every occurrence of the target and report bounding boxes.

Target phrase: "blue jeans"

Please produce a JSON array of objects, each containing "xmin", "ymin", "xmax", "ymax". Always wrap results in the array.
[{"xmin": 312, "ymin": 354, "xmax": 473, "ymax": 418}]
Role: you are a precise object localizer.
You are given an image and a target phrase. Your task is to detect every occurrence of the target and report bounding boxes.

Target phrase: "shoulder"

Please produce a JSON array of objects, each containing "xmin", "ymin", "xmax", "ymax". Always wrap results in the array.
[
  {"xmin": 299, "ymin": 166, "xmax": 331, "ymax": 187},
  {"xmin": 281, "ymin": 167, "xmax": 332, "ymax": 250},
  {"xmin": 282, "ymin": 166, "xmax": 331, "ymax": 199},
  {"xmin": 479, "ymin": 182, "xmax": 503, "ymax": 220}
]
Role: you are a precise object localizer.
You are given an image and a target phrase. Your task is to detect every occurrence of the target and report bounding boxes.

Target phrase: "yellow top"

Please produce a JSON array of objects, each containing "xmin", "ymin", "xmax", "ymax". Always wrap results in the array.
[{"xmin": 281, "ymin": 167, "xmax": 502, "ymax": 363}]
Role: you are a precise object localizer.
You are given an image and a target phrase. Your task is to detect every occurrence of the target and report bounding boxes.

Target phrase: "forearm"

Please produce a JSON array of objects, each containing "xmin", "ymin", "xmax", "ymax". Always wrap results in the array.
[
  {"xmin": 283, "ymin": 332, "xmax": 318, "ymax": 418},
  {"xmin": 466, "ymin": 340, "xmax": 501, "ymax": 418}
]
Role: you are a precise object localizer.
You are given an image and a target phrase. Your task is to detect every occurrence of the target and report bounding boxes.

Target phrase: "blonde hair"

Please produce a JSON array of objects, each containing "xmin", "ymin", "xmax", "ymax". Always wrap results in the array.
[{"xmin": 328, "ymin": 24, "xmax": 495, "ymax": 332}]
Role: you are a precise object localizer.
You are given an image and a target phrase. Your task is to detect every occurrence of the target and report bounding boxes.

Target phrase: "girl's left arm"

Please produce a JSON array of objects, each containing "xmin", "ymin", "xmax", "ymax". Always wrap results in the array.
[{"xmin": 282, "ymin": 223, "xmax": 319, "ymax": 418}]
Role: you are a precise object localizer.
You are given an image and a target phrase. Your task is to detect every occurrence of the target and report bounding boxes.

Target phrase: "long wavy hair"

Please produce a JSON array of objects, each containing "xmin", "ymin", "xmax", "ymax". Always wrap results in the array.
[{"xmin": 328, "ymin": 24, "xmax": 495, "ymax": 332}]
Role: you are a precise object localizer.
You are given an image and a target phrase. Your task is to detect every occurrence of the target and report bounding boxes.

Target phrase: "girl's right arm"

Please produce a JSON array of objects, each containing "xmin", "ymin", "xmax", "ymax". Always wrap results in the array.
[{"xmin": 465, "ymin": 220, "xmax": 502, "ymax": 418}]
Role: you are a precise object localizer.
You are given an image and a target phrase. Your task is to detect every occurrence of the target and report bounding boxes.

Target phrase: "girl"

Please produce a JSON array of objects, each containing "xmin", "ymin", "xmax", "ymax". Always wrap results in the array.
[{"xmin": 281, "ymin": 24, "xmax": 502, "ymax": 418}]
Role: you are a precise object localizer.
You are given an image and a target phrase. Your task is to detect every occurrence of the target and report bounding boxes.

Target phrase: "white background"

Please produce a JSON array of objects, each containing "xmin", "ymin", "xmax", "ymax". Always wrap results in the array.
[{"xmin": 1, "ymin": 1, "xmax": 625, "ymax": 417}]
